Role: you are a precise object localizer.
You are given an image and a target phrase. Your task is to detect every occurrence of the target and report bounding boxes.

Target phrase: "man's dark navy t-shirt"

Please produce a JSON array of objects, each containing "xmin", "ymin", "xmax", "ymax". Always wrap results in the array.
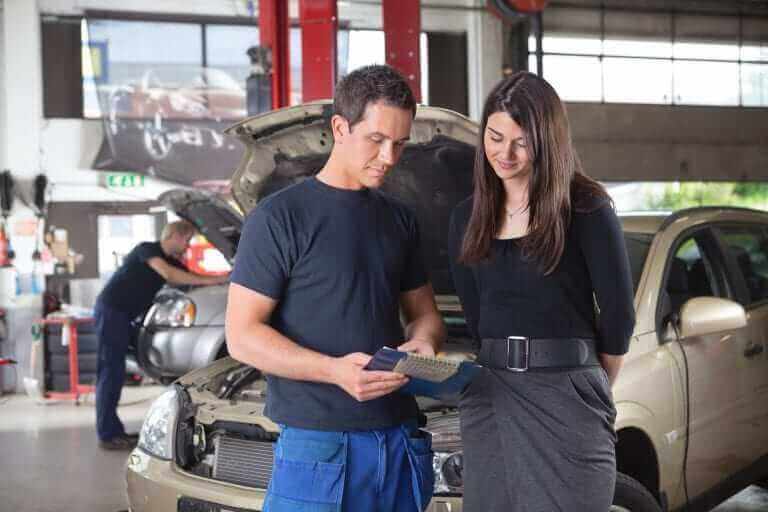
[
  {"xmin": 231, "ymin": 177, "xmax": 428, "ymax": 431},
  {"xmin": 98, "ymin": 241, "xmax": 185, "ymax": 317}
]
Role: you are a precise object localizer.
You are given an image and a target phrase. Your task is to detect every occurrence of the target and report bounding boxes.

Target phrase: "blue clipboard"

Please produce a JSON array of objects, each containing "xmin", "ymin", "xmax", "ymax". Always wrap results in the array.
[{"xmin": 365, "ymin": 347, "xmax": 482, "ymax": 400}]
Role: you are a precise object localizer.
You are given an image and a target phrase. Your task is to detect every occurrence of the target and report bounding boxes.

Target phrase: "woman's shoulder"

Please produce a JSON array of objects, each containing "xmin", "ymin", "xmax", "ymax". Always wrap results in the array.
[{"xmin": 571, "ymin": 179, "xmax": 612, "ymax": 215}]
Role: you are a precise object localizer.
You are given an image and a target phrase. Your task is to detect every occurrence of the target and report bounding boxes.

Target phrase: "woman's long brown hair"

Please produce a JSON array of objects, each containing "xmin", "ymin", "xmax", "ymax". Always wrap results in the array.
[{"xmin": 459, "ymin": 71, "xmax": 609, "ymax": 274}]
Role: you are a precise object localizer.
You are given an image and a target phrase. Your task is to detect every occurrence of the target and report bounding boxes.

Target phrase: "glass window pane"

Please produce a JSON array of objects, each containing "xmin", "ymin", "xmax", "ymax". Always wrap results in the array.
[
  {"xmin": 528, "ymin": 35, "xmax": 537, "ymax": 52},
  {"xmin": 346, "ymin": 30, "xmax": 386, "ymax": 73},
  {"xmin": 542, "ymin": 36, "xmax": 601, "ymax": 55},
  {"xmin": 542, "ymin": 55, "xmax": 602, "ymax": 102},
  {"xmin": 528, "ymin": 54, "xmax": 538, "ymax": 75},
  {"xmin": 603, "ymin": 38, "xmax": 672, "ymax": 58},
  {"xmin": 206, "ymin": 25, "xmax": 259, "ymax": 83},
  {"xmin": 721, "ymin": 228, "xmax": 768, "ymax": 305},
  {"xmin": 673, "ymin": 60, "xmax": 739, "ymax": 106},
  {"xmin": 742, "ymin": 63, "xmax": 768, "ymax": 107},
  {"xmin": 84, "ymin": 19, "xmax": 203, "ymax": 119},
  {"xmin": 604, "ymin": 57, "xmax": 672, "ymax": 104},
  {"xmin": 674, "ymin": 41, "xmax": 739, "ymax": 61},
  {"xmin": 742, "ymin": 44, "xmax": 768, "ymax": 63}
]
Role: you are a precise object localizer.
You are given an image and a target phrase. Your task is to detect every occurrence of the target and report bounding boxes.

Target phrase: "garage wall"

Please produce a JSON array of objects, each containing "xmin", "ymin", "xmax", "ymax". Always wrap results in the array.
[{"xmin": 570, "ymin": 103, "xmax": 768, "ymax": 181}]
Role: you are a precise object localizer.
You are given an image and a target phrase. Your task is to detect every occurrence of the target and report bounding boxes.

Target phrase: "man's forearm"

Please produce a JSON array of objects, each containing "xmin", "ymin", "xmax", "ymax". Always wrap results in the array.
[
  {"xmin": 226, "ymin": 322, "xmax": 338, "ymax": 384},
  {"xmin": 404, "ymin": 312, "xmax": 446, "ymax": 351},
  {"xmin": 167, "ymin": 267, "xmax": 225, "ymax": 286}
]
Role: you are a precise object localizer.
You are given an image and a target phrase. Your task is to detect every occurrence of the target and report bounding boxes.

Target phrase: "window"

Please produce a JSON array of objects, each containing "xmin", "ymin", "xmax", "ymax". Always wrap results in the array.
[
  {"xmin": 661, "ymin": 233, "xmax": 722, "ymax": 323},
  {"xmin": 720, "ymin": 227, "xmax": 768, "ymax": 305},
  {"xmin": 81, "ymin": 19, "xmax": 428, "ymax": 119},
  {"xmin": 529, "ymin": 11, "xmax": 768, "ymax": 107},
  {"xmin": 97, "ymin": 214, "xmax": 156, "ymax": 277}
]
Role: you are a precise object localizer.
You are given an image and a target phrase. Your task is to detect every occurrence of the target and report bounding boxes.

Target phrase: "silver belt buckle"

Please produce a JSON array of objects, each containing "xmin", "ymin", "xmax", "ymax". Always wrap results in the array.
[{"xmin": 506, "ymin": 336, "xmax": 530, "ymax": 372}]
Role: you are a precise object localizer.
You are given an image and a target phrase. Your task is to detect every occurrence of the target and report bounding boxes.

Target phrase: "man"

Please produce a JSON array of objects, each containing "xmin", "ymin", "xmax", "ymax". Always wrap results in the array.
[
  {"xmin": 95, "ymin": 220, "xmax": 229, "ymax": 450},
  {"xmin": 226, "ymin": 65, "xmax": 446, "ymax": 512}
]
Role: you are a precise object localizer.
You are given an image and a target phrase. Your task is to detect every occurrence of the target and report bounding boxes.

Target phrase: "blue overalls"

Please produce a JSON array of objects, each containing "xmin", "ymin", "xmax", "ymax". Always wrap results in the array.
[
  {"xmin": 263, "ymin": 423, "xmax": 435, "ymax": 512},
  {"xmin": 94, "ymin": 301, "xmax": 134, "ymax": 441}
]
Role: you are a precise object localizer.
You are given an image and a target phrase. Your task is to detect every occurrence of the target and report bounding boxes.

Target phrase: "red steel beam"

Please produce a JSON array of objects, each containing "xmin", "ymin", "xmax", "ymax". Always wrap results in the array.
[
  {"xmin": 259, "ymin": 0, "xmax": 291, "ymax": 108},
  {"xmin": 382, "ymin": 0, "xmax": 421, "ymax": 102},
  {"xmin": 300, "ymin": 0, "xmax": 338, "ymax": 101}
]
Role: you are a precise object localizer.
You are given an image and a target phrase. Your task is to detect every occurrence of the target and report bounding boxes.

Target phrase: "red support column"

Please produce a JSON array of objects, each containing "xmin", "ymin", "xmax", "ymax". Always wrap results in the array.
[
  {"xmin": 300, "ymin": 0, "xmax": 338, "ymax": 101},
  {"xmin": 259, "ymin": 0, "xmax": 291, "ymax": 108},
  {"xmin": 383, "ymin": 0, "xmax": 421, "ymax": 102}
]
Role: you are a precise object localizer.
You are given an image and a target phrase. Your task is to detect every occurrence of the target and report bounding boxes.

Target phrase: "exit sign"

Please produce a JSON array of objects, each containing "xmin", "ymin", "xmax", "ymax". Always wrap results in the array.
[{"xmin": 106, "ymin": 173, "xmax": 146, "ymax": 188}]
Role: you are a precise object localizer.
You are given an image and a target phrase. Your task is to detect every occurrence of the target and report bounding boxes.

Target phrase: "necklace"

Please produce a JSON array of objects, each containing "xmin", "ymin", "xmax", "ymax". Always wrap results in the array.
[{"xmin": 504, "ymin": 203, "xmax": 528, "ymax": 218}]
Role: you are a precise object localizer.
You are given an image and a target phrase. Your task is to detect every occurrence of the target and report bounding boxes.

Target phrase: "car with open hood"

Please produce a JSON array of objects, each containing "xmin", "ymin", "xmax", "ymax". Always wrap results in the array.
[
  {"xmin": 136, "ymin": 188, "xmax": 241, "ymax": 384},
  {"xmin": 126, "ymin": 101, "xmax": 768, "ymax": 512}
]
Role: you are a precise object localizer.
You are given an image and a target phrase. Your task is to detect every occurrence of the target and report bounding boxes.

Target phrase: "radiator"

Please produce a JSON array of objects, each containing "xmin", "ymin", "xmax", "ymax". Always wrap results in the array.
[{"xmin": 212, "ymin": 435, "xmax": 275, "ymax": 489}]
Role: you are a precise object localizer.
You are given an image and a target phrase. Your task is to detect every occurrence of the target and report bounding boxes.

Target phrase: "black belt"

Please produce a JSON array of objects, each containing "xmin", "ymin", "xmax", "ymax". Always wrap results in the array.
[{"xmin": 478, "ymin": 337, "xmax": 600, "ymax": 372}]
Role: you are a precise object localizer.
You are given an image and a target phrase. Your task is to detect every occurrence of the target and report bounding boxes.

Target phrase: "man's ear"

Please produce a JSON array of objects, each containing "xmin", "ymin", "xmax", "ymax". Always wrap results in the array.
[{"xmin": 331, "ymin": 114, "xmax": 349, "ymax": 143}]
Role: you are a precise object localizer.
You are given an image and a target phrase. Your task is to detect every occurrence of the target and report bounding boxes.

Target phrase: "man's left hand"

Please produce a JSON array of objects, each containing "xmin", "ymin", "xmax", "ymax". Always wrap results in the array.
[{"xmin": 398, "ymin": 338, "xmax": 436, "ymax": 357}]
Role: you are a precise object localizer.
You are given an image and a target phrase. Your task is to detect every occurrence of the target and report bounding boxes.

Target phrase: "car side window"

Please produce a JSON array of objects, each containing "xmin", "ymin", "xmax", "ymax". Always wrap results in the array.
[
  {"xmin": 660, "ymin": 233, "xmax": 724, "ymax": 328},
  {"xmin": 719, "ymin": 226, "xmax": 768, "ymax": 306}
]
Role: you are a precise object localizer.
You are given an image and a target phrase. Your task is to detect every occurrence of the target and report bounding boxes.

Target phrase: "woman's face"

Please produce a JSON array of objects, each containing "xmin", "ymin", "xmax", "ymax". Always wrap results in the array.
[{"xmin": 484, "ymin": 111, "xmax": 532, "ymax": 183}]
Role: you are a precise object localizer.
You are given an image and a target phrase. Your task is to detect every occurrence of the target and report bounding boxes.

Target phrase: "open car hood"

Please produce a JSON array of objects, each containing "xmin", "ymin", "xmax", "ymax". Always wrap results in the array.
[
  {"xmin": 225, "ymin": 101, "xmax": 479, "ymax": 295},
  {"xmin": 159, "ymin": 189, "xmax": 243, "ymax": 262}
]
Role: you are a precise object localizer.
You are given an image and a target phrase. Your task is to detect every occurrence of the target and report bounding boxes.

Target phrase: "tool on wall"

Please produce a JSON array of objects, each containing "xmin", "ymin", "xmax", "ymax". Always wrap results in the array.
[{"xmin": 0, "ymin": 170, "xmax": 16, "ymax": 267}]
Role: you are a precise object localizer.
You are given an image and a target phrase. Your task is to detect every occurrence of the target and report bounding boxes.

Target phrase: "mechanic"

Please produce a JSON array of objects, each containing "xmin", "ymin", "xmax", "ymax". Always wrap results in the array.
[
  {"xmin": 225, "ymin": 65, "xmax": 446, "ymax": 512},
  {"xmin": 95, "ymin": 220, "xmax": 229, "ymax": 450}
]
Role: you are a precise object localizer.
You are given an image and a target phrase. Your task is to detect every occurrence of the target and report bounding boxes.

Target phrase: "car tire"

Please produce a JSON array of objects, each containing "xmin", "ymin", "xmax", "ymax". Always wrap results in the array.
[{"xmin": 611, "ymin": 472, "xmax": 662, "ymax": 512}]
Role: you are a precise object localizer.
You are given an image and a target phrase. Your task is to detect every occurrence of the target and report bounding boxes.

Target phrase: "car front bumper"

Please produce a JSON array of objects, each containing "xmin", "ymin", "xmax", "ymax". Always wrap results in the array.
[
  {"xmin": 126, "ymin": 448, "xmax": 463, "ymax": 512},
  {"xmin": 126, "ymin": 448, "xmax": 266, "ymax": 511}
]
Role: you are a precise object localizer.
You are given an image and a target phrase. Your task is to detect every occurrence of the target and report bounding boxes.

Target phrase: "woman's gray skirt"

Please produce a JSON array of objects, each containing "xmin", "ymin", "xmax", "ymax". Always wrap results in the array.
[{"xmin": 459, "ymin": 366, "xmax": 617, "ymax": 512}]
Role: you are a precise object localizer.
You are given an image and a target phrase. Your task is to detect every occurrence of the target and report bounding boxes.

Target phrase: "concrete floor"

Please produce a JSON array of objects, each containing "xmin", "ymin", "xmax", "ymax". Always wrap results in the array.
[{"xmin": 0, "ymin": 386, "xmax": 766, "ymax": 512}]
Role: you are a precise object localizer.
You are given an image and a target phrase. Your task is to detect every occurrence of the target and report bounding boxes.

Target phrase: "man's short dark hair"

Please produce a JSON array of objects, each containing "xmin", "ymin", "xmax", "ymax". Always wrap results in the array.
[{"xmin": 333, "ymin": 65, "xmax": 417, "ymax": 129}]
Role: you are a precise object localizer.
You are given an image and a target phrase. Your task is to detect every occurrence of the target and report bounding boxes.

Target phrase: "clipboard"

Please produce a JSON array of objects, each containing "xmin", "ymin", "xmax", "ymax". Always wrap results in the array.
[{"xmin": 365, "ymin": 347, "xmax": 482, "ymax": 400}]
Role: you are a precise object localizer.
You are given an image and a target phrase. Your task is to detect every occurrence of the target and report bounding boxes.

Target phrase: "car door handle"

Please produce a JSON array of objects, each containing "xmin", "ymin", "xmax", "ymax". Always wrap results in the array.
[{"xmin": 744, "ymin": 343, "xmax": 765, "ymax": 359}]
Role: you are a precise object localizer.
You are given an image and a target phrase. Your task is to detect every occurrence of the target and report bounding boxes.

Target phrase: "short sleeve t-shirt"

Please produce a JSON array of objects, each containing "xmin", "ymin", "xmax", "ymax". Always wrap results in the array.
[
  {"xmin": 97, "ymin": 241, "xmax": 186, "ymax": 317},
  {"xmin": 231, "ymin": 177, "xmax": 428, "ymax": 431}
]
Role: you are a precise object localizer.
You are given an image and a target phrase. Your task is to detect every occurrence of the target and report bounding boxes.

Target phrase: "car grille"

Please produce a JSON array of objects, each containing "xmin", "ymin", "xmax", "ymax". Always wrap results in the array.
[{"xmin": 212, "ymin": 435, "xmax": 275, "ymax": 489}]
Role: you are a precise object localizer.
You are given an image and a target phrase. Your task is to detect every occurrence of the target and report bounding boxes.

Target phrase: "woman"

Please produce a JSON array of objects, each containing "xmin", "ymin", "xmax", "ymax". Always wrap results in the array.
[{"xmin": 448, "ymin": 71, "xmax": 635, "ymax": 511}]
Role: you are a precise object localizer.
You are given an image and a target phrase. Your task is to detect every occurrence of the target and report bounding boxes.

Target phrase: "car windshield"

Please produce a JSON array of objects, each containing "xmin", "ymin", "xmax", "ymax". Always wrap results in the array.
[{"xmin": 623, "ymin": 232, "xmax": 654, "ymax": 292}]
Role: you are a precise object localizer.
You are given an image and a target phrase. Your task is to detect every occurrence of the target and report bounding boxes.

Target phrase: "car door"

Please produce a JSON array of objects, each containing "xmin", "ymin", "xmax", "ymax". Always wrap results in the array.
[
  {"xmin": 715, "ymin": 224, "xmax": 768, "ymax": 457},
  {"xmin": 659, "ymin": 228, "xmax": 754, "ymax": 499}
]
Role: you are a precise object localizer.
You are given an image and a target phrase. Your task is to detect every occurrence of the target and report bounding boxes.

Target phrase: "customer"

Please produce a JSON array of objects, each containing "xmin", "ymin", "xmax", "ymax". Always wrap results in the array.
[
  {"xmin": 95, "ymin": 220, "xmax": 229, "ymax": 450},
  {"xmin": 448, "ymin": 71, "xmax": 635, "ymax": 511},
  {"xmin": 225, "ymin": 65, "xmax": 445, "ymax": 512}
]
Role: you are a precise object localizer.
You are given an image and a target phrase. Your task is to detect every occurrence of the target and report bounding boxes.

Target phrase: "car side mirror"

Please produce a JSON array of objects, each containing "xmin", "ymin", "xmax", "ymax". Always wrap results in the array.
[{"xmin": 679, "ymin": 297, "xmax": 747, "ymax": 339}]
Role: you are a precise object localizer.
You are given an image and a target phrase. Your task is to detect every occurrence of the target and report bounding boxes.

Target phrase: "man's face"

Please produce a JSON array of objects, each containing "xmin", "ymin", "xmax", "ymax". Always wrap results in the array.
[
  {"xmin": 333, "ymin": 101, "xmax": 413, "ymax": 189},
  {"xmin": 169, "ymin": 232, "xmax": 193, "ymax": 259}
]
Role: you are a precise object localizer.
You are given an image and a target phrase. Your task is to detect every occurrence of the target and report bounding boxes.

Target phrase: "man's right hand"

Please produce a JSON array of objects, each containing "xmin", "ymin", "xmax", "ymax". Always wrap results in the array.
[{"xmin": 332, "ymin": 352, "xmax": 409, "ymax": 402}]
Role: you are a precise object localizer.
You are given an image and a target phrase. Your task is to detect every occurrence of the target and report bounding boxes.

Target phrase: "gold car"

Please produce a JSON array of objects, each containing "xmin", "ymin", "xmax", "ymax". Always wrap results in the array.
[{"xmin": 126, "ymin": 103, "xmax": 768, "ymax": 512}]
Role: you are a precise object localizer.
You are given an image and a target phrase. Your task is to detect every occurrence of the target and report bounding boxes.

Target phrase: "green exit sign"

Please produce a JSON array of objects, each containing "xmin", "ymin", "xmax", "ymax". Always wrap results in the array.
[{"xmin": 106, "ymin": 173, "xmax": 146, "ymax": 188}]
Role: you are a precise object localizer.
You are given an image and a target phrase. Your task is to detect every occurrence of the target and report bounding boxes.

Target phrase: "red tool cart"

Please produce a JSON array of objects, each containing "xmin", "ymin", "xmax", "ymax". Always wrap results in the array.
[{"xmin": 38, "ymin": 316, "xmax": 96, "ymax": 404}]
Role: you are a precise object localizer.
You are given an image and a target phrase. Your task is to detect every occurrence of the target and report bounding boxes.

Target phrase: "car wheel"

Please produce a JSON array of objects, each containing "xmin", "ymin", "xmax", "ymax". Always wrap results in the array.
[{"xmin": 610, "ymin": 472, "xmax": 662, "ymax": 512}]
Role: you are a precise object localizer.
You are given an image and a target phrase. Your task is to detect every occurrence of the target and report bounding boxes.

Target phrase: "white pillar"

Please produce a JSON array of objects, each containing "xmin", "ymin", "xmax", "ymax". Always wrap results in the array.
[
  {"xmin": 0, "ymin": 0, "xmax": 42, "ymax": 177},
  {"xmin": 467, "ymin": 9, "xmax": 503, "ymax": 121}
]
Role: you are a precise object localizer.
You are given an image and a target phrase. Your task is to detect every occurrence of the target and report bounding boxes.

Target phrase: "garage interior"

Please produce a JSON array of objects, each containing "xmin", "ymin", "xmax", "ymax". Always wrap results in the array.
[{"xmin": 1, "ymin": 0, "xmax": 768, "ymax": 511}]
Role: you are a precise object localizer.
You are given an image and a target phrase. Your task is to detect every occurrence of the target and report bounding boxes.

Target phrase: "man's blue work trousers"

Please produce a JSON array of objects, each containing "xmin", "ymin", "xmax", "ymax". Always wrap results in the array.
[
  {"xmin": 94, "ymin": 302, "xmax": 134, "ymax": 442},
  {"xmin": 263, "ymin": 423, "xmax": 435, "ymax": 512}
]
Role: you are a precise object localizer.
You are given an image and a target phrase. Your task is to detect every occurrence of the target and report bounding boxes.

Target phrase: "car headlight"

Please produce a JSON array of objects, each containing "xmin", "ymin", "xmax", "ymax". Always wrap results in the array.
[
  {"xmin": 433, "ymin": 451, "xmax": 464, "ymax": 494},
  {"xmin": 138, "ymin": 388, "xmax": 180, "ymax": 460},
  {"xmin": 145, "ymin": 295, "xmax": 196, "ymax": 327}
]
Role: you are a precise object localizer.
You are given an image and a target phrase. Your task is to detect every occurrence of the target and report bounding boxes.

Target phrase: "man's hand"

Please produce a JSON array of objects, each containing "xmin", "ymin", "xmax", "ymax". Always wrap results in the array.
[
  {"xmin": 332, "ymin": 352, "xmax": 409, "ymax": 402},
  {"xmin": 398, "ymin": 338, "xmax": 436, "ymax": 357},
  {"xmin": 214, "ymin": 272, "xmax": 231, "ymax": 285}
]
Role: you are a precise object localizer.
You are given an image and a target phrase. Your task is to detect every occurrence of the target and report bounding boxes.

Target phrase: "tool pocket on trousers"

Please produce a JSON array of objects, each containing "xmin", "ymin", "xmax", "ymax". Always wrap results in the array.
[
  {"xmin": 264, "ymin": 428, "xmax": 346, "ymax": 512},
  {"xmin": 405, "ymin": 431, "xmax": 435, "ymax": 511},
  {"xmin": 265, "ymin": 458, "xmax": 344, "ymax": 512}
]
